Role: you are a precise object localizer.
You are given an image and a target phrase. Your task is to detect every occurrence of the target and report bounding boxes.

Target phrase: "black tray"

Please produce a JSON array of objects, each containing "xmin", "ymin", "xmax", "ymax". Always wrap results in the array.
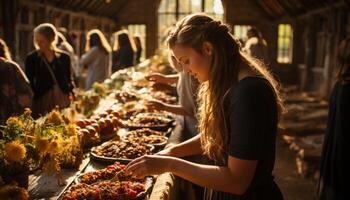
[{"xmin": 58, "ymin": 175, "xmax": 154, "ymax": 200}]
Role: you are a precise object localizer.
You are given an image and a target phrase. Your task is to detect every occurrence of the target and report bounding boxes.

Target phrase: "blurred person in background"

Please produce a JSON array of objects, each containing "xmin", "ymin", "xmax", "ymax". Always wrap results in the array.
[
  {"xmin": 243, "ymin": 27, "xmax": 269, "ymax": 66},
  {"xmin": 25, "ymin": 23, "xmax": 75, "ymax": 118},
  {"xmin": 318, "ymin": 36, "xmax": 350, "ymax": 200},
  {"xmin": 133, "ymin": 36, "xmax": 143, "ymax": 65},
  {"xmin": 0, "ymin": 38, "xmax": 33, "ymax": 124},
  {"xmin": 57, "ymin": 32, "xmax": 80, "ymax": 87},
  {"xmin": 112, "ymin": 30, "xmax": 136, "ymax": 72},
  {"xmin": 81, "ymin": 29, "xmax": 112, "ymax": 89}
]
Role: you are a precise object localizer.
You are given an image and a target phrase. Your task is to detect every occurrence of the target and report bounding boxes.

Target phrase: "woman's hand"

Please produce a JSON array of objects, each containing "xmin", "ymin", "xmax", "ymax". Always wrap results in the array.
[
  {"xmin": 146, "ymin": 73, "xmax": 168, "ymax": 84},
  {"xmin": 146, "ymin": 99, "xmax": 166, "ymax": 111},
  {"xmin": 155, "ymin": 146, "xmax": 174, "ymax": 156},
  {"xmin": 125, "ymin": 155, "xmax": 173, "ymax": 178}
]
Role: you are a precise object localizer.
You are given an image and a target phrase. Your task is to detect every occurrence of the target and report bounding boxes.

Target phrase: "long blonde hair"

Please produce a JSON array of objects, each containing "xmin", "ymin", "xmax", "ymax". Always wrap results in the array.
[
  {"xmin": 33, "ymin": 23, "xmax": 58, "ymax": 50},
  {"xmin": 86, "ymin": 29, "xmax": 112, "ymax": 54},
  {"xmin": 167, "ymin": 13, "xmax": 284, "ymax": 161},
  {"xmin": 0, "ymin": 38, "xmax": 12, "ymax": 61}
]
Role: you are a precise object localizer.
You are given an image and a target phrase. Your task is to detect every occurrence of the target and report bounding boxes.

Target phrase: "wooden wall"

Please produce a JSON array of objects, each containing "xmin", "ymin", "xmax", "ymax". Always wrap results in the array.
[{"xmin": 1, "ymin": 0, "xmax": 116, "ymax": 66}]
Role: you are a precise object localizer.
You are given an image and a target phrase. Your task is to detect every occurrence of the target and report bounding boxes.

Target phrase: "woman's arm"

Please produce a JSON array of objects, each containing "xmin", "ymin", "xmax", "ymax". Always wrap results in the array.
[
  {"xmin": 24, "ymin": 55, "xmax": 35, "ymax": 90},
  {"xmin": 147, "ymin": 99, "xmax": 190, "ymax": 116},
  {"xmin": 126, "ymin": 155, "xmax": 257, "ymax": 195},
  {"xmin": 81, "ymin": 48, "xmax": 96, "ymax": 67},
  {"xmin": 157, "ymin": 133, "xmax": 202, "ymax": 157},
  {"xmin": 146, "ymin": 73, "xmax": 179, "ymax": 85}
]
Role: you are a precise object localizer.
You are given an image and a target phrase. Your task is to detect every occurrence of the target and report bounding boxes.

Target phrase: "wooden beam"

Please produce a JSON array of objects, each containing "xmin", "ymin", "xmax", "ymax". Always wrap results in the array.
[{"xmin": 297, "ymin": 2, "xmax": 345, "ymax": 19}]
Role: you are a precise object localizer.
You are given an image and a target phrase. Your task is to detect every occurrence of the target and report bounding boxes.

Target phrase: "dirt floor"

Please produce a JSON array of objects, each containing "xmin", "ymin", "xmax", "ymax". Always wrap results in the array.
[{"xmin": 274, "ymin": 136, "xmax": 317, "ymax": 200}]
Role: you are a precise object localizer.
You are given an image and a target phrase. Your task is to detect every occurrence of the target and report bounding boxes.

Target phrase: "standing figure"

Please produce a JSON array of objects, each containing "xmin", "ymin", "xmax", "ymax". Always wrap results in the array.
[
  {"xmin": 0, "ymin": 39, "xmax": 33, "ymax": 124},
  {"xmin": 81, "ymin": 29, "xmax": 112, "ymax": 89},
  {"xmin": 25, "ymin": 23, "xmax": 74, "ymax": 118},
  {"xmin": 318, "ymin": 36, "xmax": 350, "ymax": 200}
]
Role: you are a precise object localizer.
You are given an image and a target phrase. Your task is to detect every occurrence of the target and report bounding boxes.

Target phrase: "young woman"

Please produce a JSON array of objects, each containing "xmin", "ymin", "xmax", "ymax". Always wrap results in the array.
[
  {"xmin": 126, "ymin": 14, "xmax": 284, "ymax": 199},
  {"xmin": 318, "ymin": 36, "xmax": 350, "ymax": 200},
  {"xmin": 0, "ymin": 39, "xmax": 33, "ymax": 124},
  {"xmin": 25, "ymin": 23, "xmax": 74, "ymax": 118},
  {"xmin": 82, "ymin": 29, "xmax": 112, "ymax": 89}
]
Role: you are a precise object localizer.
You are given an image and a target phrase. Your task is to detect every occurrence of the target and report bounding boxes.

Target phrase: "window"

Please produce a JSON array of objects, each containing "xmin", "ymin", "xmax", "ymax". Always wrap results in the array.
[
  {"xmin": 277, "ymin": 24, "xmax": 293, "ymax": 64},
  {"xmin": 233, "ymin": 25, "xmax": 250, "ymax": 41},
  {"xmin": 158, "ymin": 0, "xmax": 224, "ymax": 45},
  {"xmin": 128, "ymin": 24, "xmax": 146, "ymax": 61}
]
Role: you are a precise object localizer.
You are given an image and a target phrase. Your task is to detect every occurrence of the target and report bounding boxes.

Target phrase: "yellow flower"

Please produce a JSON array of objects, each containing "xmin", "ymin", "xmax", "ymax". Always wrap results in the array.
[
  {"xmin": 34, "ymin": 137, "xmax": 49, "ymax": 153},
  {"xmin": 46, "ymin": 110, "xmax": 64, "ymax": 126},
  {"xmin": 43, "ymin": 157, "xmax": 60, "ymax": 175},
  {"xmin": 23, "ymin": 108, "xmax": 32, "ymax": 117},
  {"xmin": 65, "ymin": 123, "xmax": 76, "ymax": 136},
  {"xmin": 47, "ymin": 140, "xmax": 61, "ymax": 154},
  {"xmin": 6, "ymin": 117, "xmax": 24, "ymax": 128},
  {"xmin": 0, "ymin": 184, "xmax": 29, "ymax": 200},
  {"xmin": 4, "ymin": 140, "xmax": 26, "ymax": 162},
  {"xmin": 48, "ymin": 129, "xmax": 58, "ymax": 136}
]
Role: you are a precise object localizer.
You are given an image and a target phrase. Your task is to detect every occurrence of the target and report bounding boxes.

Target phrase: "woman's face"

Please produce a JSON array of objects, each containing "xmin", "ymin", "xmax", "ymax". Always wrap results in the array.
[
  {"xmin": 34, "ymin": 32, "xmax": 52, "ymax": 50},
  {"xmin": 170, "ymin": 43, "xmax": 212, "ymax": 82}
]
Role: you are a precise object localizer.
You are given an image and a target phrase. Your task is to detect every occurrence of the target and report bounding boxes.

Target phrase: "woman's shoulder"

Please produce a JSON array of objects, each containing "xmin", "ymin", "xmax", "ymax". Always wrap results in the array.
[
  {"xmin": 56, "ymin": 49, "xmax": 70, "ymax": 58},
  {"xmin": 225, "ymin": 76, "xmax": 274, "ymax": 105},
  {"xmin": 237, "ymin": 76, "xmax": 272, "ymax": 94},
  {"xmin": 26, "ymin": 50, "xmax": 39, "ymax": 59}
]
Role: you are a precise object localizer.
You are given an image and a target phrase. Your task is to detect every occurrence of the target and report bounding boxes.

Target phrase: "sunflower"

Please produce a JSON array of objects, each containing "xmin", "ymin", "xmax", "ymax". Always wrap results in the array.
[
  {"xmin": 4, "ymin": 140, "xmax": 26, "ymax": 162},
  {"xmin": 47, "ymin": 140, "xmax": 61, "ymax": 154},
  {"xmin": 46, "ymin": 110, "xmax": 64, "ymax": 126},
  {"xmin": 65, "ymin": 123, "xmax": 76, "ymax": 136},
  {"xmin": 42, "ymin": 157, "xmax": 60, "ymax": 175},
  {"xmin": 5, "ymin": 117, "xmax": 24, "ymax": 129},
  {"xmin": 23, "ymin": 108, "xmax": 32, "ymax": 117},
  {"xmin": 34, "ymin": 137, "xmax": 49, "ymax": 153},
  {"xmin": 0, "ymin": 184, "xmax": 29, "ymax": 200}
]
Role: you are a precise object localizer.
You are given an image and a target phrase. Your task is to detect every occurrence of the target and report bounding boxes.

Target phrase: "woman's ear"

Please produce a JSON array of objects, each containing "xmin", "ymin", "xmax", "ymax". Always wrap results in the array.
[{"xmin": 203, "ymin": 41, "xmax": 213, "ymax": 56}]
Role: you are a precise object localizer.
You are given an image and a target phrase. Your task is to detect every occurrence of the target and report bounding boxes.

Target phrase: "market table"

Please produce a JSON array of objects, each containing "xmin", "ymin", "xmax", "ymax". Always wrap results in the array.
[{"xmin": 28, "ymin": 119, "xmax": 184, "ymax": 200}]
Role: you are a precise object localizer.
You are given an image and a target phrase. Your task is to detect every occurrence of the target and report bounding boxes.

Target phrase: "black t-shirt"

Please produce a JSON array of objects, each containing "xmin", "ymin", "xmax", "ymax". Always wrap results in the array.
[{"xmin": 205, "ymin": 77, "xmax": 283, "ymax": 200}]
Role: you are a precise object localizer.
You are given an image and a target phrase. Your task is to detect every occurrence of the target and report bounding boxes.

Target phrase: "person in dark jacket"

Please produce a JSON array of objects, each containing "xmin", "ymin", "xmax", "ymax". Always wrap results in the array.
[
  {"xmin": 133, "ymin": 36, "xmax": 143, "ymax": 65},
  {"xmin": 25, "ymin": 23, "xmax": 75, "ymax": 118},
  {"xmin": 0, "ymin": 38, "xmax": 33, "ymax": 124},
  {"xmin": 112, "ymin": 30, "xmax": 136, "ymax": 72},
  {"xmin": 318, "ymin": 36, "xmax": 350, "ymax": 200}
]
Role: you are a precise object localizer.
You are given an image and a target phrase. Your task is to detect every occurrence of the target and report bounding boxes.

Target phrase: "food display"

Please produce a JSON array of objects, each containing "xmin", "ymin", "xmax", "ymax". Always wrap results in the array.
[
  {"xmin": 62, "ymin": 181, "xmax": 145, "ymax": 200},
  {"xmin": 77, "ymin": 162, "xmax": 139, "ymax": 184},
  {"xmin": 125, "ymin": 113, "xmax": 174, "ymax": 131},
  {"xmin": 114, "ymin": 91, "xmax": 139, "ymax": 103},
  {"xmin": 119, "ymin": 101, "xmax": 148, "ymax": 119},
  {"xmin": 123, "ymin": 128, "xmax": 168, "ymax": 146},
  {"xmin": 149, "ymin": 91, "xmax": 177, "ymax": 104},
  {"xmin": 91, "ymin": 140, "xmax": 153, "ymax": 162}
]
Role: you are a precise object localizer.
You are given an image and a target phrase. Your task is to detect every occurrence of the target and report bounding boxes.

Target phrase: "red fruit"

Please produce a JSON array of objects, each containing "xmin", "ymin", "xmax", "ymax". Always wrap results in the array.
[
  {"xmin": 106, "ymin": 108, "xmax": 113, "ymax": 114},
  {"xmin": 112, "ymin": 111, "xmax": 120, "ymax": 117},
  {"xmin": 84, "ymin": 119, "xmax": 92, "ymax": 126},
  {"xmin": 90, "ymin": 119, "xmax": 98, "ymax": 124},
  {"xmin": 79, "ymin": 128, "xmax": 90, "ymax": 136},
  {"xmin": 85, "ymin": 125, "xmax": 97, "ymax": 136},
  {"xmin": 105, "ymin": 117, "xmax": 112, "ymax": 127},
  {"xmin": 91, "ymin": 123, "xmax": 100, "ymax": 133},
  {"xmin": 127, "ymin": 190, "xmax": 137, "ymax": 198},
  {"xmin": 98, "ymin": 118, "xmax": 107, "ymax": 129},
  {"xmin": 99, "ymin": 111, "xmax": 108, "ymax": 118},
  {"xmin": 76, "ymin": 120, "xmax": 86, "ymax": 128}
]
